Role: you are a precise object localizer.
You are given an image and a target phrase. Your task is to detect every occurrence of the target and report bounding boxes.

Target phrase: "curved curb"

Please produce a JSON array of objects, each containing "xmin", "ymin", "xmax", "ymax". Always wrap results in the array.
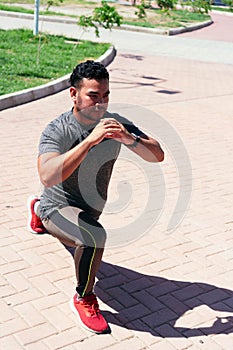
[
  {"xmin": 116, "ymin": 23, "xmax": 169, "ymax": 35},
  {"xmin": 0, "ymin": 45, "xmax": 117, "ymax": 111},
  {"xmin": 117, "ymin": 19, "xmax": 213, "ymax": 35},
  {"xmin": 0, "ymin": 9, "xmax": 214, "ymax": 36},
  {"xmin": 169, "ymin": 19, "xmax": 213, "ymax": 35}
]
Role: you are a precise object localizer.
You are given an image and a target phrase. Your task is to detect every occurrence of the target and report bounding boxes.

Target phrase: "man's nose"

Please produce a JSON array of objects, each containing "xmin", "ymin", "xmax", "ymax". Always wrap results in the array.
[{"xmin": 96, "ymin": 98, "xmax": 104, "ymax": 105}]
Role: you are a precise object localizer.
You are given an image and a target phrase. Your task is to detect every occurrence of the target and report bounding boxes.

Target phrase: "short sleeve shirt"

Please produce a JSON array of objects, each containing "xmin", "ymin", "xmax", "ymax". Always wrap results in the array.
[{"xmin": 39, "ymin": 109, "xmax": 143, "ymax": 220}]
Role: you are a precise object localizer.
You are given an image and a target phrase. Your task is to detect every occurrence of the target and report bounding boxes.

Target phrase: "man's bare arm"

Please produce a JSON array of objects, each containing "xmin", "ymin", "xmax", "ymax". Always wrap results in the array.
[{"xmin": 38, "ymin": 120, "xmax": 123, "ymax": 187}]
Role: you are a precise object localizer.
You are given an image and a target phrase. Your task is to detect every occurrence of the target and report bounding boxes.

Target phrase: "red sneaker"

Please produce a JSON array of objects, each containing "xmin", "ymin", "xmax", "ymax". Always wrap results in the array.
[
  {"xmin": 70, "ymin": 293, "xmax": 109, "ymax": 334},
  {"xmin": 27, "ymin": 195, "xmax": 46, "ymax": 234}
]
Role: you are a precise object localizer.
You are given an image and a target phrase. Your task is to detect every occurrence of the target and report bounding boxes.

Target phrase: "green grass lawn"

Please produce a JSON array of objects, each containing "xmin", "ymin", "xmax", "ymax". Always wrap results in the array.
[
  {"xmin": 0, "ymin": 3, "xmax": 78, "ymax": 17},
  {"xmin": 0, "ymin": 29, "xmax": 110, "ymax": 95},
  {"xmin": 0, "ymin": 1, "xmax": 214, "ymax": 96},
  {"xmin": 123, "ymin": 8, "xmax": 210, "ymax": 29},
  {"xmin": 212, "ymin": 5, "xmax": 233, "ymax": 12}
]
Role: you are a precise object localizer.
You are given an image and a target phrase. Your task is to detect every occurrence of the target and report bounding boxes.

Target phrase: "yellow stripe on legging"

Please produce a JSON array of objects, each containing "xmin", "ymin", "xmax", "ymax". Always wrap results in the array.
[
  {"xmin": 56, "ymin": 208, "xmax": 97, "ymax": 297},
  {"xmin": 78, "ymin": 224, "xmax": 96, "ymax": 297}
]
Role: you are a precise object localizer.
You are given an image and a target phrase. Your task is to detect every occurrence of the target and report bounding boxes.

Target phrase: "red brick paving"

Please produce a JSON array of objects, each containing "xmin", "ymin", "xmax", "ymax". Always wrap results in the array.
[
  {"xmin": 177, "ymin": 12, "xmax": 233, "ymax": 42},
  {"xmin": 0, "ymin": 10, "xmax": 233, "ymax": 350}
]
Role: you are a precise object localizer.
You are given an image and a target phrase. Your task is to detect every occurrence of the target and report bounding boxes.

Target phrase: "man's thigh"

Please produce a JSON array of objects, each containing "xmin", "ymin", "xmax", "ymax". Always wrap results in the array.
[{"xmin": 43, "ymin": 207, "xmax": 106, "ymax": 248}]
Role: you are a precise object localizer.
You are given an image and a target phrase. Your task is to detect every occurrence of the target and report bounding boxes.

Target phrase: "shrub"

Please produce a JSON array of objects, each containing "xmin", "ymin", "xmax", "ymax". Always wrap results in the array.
[
  {"xmin": 135, "ymin": 1, "xmax": 147, "ymax": 19},
  {"xmin": 157, "ymin": 0, "xmax": 175, "ymax": 10},
  {"xmin": 183, "ymin": 0, "xmax": 211, "ymax": 14},
  {"xmin": 45, "ymin": 0, "xmax": 63, "ymax": 11},
  {"xmin": 79, "ymin": 1, "xmax": 122, "ymax": 37}
]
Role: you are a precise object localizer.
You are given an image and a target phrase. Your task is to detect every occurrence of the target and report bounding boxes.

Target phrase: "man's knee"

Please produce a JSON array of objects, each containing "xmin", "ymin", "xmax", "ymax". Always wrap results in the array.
[{"xmin": 78, "ymin": 211, "xmax": 106, "ymax": 248}]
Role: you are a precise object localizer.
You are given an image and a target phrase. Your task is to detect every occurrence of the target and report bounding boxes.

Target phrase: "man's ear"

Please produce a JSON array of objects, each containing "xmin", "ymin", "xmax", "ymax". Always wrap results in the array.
[{"xmin": 70, "ymin": 86, "xmax": 78, "ymax": 101}]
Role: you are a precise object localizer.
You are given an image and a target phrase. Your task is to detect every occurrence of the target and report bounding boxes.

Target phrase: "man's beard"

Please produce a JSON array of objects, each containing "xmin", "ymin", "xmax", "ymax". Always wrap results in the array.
[{"xmin": 78, "ymin": 104, "xmax": 108, "ymax": 122}]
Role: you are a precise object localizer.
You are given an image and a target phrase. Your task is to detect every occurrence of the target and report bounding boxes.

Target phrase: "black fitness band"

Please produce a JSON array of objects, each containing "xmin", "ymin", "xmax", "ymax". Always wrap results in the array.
[{"xmin": 127, "ymin": 134, "xmax": 141, "ymax": 148}]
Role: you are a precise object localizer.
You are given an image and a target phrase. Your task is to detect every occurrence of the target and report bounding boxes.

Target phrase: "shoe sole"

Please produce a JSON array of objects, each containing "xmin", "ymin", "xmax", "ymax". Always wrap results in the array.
[
  {"xmin": 27, "ymin": 195, "xmax": 43, "ymax": 234},
  {"xmin": 69, "ymin": 298, "xmax": 110, "ymax": 334}
]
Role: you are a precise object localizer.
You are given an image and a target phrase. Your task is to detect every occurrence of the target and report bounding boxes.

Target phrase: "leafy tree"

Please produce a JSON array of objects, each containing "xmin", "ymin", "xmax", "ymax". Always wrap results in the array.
[
  {"xmin": 79, "ymin": 1, "xmax": 122, "ymax": 37},
  {"xmin": 45, "ymin": 0, "xmax": 63, "ymax": 11},
  {"xmin": 181, "ymin": 0, "xmax": 211, "ymax": 13},
  {"xmin": 157, "ymin": 0, "xmax": 175, "ymax": 10},
  {"xmin": 135, "ymin": 0, "xmax": 147, "ymax": 18}
]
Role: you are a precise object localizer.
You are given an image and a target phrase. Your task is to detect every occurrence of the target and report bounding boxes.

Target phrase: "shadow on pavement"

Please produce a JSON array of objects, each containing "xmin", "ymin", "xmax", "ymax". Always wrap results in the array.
[
  {"xmin": 95, "ymin": 261, "xmax": 233, "ymax": 337},
  {"xmin": 110, "ymin": 73, "xmax": 181, "ymax": 94},
  {"xmin": 62, "ymin": 245, "xmax": 233, "ymax": 337},
  {"xmin": 120, "ymin": 53, "xmax": 144, "ymax": 61}
]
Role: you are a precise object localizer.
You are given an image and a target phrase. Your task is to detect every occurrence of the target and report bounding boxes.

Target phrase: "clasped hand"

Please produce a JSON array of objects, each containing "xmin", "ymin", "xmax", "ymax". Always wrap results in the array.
[{"xmin": 89, "ymin": 118, "xmax": 131, "ymax": 146}]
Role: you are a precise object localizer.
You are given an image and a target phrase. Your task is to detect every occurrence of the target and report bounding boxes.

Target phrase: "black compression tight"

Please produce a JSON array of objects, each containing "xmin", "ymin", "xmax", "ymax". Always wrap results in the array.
[{"xmin": 42, "ymin": 206, "xmax": 106, "ymax": 297}]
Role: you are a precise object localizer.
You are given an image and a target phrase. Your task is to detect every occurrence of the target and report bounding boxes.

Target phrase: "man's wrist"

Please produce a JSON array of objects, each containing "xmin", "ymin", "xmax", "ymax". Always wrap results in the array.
[{"xmin": 125, "ymin": 134, "xmax": 141, "ymax": 148}]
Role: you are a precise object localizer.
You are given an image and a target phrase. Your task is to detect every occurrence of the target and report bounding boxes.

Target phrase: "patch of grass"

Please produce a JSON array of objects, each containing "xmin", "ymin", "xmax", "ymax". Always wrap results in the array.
[
  {"xmin": 0, "ymin": 3, "xmax": 78, "ymax": 17},
  {"xmin": 123, "ymin": 20, "xmax": 156, "ymax": 28},
  {"xmin": 0, "ymin": 3, "xmax": 33, "ymax": 13},
  {"xmin": 0, "ymin": 28, "xmax": 110, "ymax": 95},
  {"xmin": 169, "ymin": 9, "xmax": 210, "ymax": 21},
  {"xmin": 211, "ymin": 5, "xmax": 233, "ymax": 12},
  {"xmin": 123, "ymin": 8, "xmax": 210, "ymax": 29}
]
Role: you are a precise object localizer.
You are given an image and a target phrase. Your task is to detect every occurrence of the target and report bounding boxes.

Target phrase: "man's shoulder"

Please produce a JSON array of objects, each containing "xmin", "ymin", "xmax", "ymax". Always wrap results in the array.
[
  {"xmin": 49, "ymin": 110, "xmax": 72, "ymax": 127},
  {"xmin": 44, "ymin": 110, "xmax": 80, "ymax": 133}
]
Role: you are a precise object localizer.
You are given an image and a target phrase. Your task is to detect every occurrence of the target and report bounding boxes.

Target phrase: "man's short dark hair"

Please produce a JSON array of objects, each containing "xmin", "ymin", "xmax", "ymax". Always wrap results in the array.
[{"xmin": 69, "ymin": 60, "xmax": 109, "ymax": 89}]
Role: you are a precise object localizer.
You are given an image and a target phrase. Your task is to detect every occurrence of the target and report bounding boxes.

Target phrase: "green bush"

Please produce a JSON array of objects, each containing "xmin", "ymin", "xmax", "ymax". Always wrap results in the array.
[
  {"xmin": 79, "ymin": 1, "xmax": 122, "ymax": 37},
  {"xmin": 135, "ymin": 1, "xmax": 147, "ymax": 19},
  {"xmin": 45, "ymin": 0, "xmax": 63, "ymax": 11},
  {"xmin": 183, "ymin": 0, "xmax": 211, "ymax": 13},
  {"xmin": 157, "ymin": 0, "xmax": 175, "ymax": 10}
]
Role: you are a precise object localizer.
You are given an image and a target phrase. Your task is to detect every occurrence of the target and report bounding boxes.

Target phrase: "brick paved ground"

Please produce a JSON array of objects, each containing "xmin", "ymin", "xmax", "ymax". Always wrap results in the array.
[
  {"xmin": 177, "ymin": 12, "xmax": 233, "ymax": 42},
  {"xmin": 0, "ymin": 10, "xmax": 233, "ymax": 350}
]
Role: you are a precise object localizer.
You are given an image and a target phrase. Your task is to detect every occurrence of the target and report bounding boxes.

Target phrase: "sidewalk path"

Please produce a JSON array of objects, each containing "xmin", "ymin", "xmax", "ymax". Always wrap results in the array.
[
  {"xmin": 177, "ymin": 11, "xmax": 233, "ymax": 42},
  {"xmin": 1, "ymin": 9, "xmax": 233, "ymax": 350}
]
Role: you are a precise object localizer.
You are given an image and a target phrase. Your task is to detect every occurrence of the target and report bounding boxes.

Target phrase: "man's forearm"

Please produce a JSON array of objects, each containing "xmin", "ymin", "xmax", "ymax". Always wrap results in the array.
[{"xmin": 126, "ymin": 137, "xmax": 164, "ymax": 163}]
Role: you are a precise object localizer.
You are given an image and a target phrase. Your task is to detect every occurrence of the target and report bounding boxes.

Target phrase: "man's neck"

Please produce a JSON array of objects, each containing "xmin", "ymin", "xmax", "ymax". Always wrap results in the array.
[{"xmin": 72, "ymin": 108, "xmax": 98, "ymax": 129}]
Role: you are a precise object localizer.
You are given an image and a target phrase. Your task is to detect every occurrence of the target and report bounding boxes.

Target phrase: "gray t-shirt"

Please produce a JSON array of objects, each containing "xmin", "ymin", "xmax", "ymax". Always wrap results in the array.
[{"xmin": 39, "ymin": 109, "xmax": 142, "ymax": 220}]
